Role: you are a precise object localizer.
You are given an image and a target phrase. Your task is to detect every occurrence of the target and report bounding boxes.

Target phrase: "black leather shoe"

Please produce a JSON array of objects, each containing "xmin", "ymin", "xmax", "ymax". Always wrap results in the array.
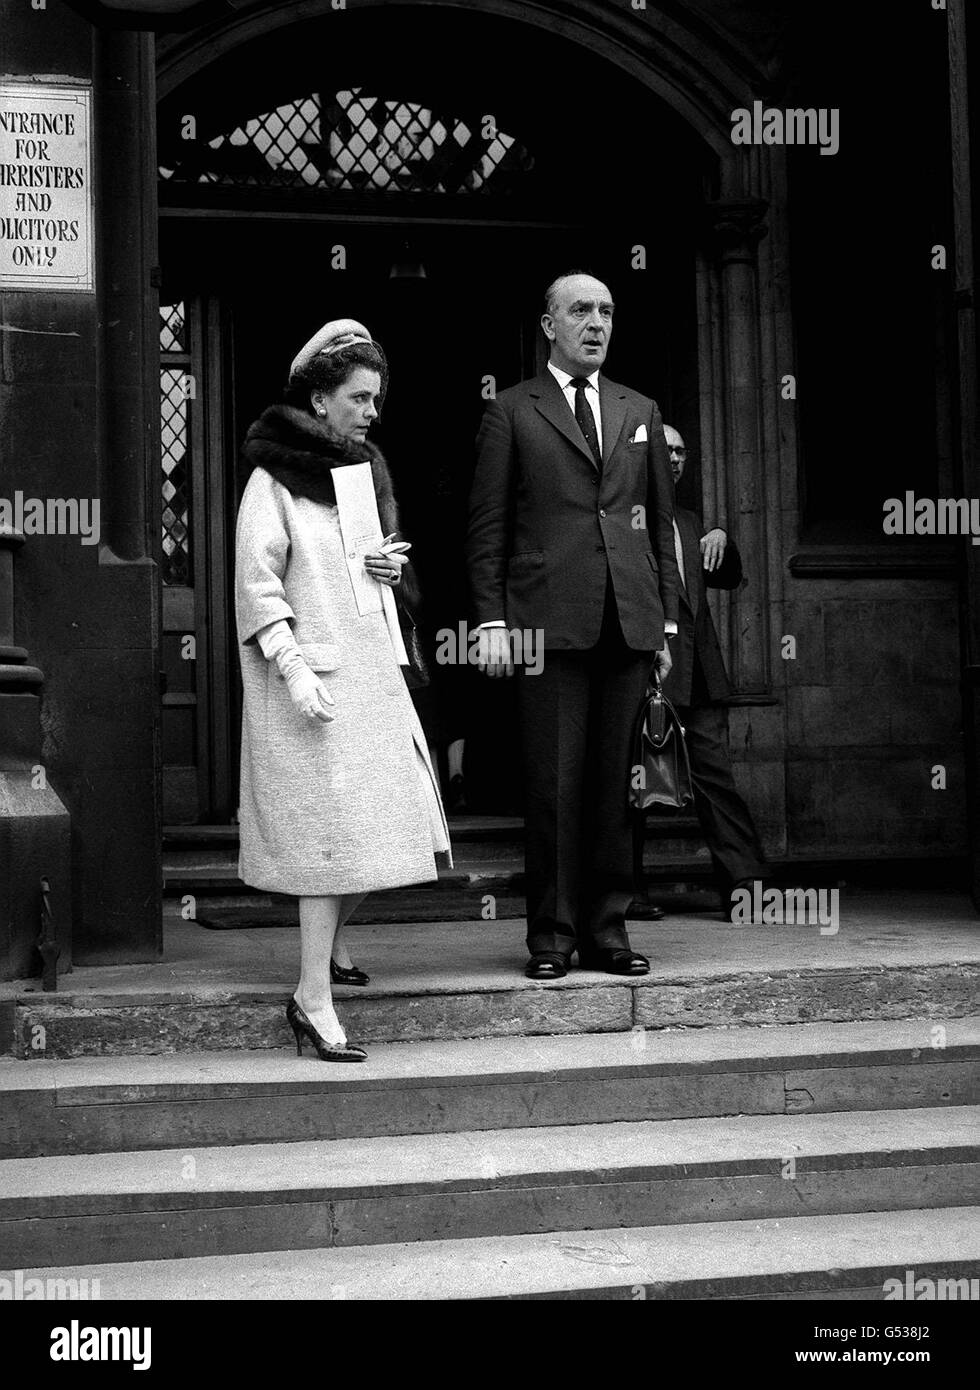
[
  {"xmin": 330, "ymin": 959, "xmax": 370, "ymax": 986},
  {"xmin": 578, "ymin": 948, "xmax": 650, "ymax": 976},
  {"xmin": 525, "ymin": 953, "xmax": 570, "ymax": 980}
]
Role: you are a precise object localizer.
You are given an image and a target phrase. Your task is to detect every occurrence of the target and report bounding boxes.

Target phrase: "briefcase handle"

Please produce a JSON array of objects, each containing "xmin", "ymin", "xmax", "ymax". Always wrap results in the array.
[{"xmin": 643, "ymin": 670, "xmax": 686, "ymax": 746}]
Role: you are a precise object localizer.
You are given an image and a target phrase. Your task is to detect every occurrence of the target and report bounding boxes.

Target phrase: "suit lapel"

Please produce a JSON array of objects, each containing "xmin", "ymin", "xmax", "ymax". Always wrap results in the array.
[
  {"xmin": 530, "ymin": 373, "xmax": 597, "ymax": 471},
  {"xmin": 598, "ymin": 377, "xmax": 628, "ymax": 464}
]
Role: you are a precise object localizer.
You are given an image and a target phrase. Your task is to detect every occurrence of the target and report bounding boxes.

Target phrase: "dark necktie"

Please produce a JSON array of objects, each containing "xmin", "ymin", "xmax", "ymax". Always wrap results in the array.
[{"xmin": 570, "ymin": 377, "xmax": 602, "ymax": 468}]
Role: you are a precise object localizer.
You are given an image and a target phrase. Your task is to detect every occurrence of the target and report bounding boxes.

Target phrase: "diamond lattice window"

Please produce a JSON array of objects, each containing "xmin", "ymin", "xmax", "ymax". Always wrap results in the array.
[
  {"xmin": 160, "ymin": 89, "xmax": 533, "ymax": 194},
  {"xmin": 160, "ymin": 301, "xmax": 186, "ymax": 353},
  {"xmin": 160, "ymin": 303, "xmax": 192, "ymax": 587}
]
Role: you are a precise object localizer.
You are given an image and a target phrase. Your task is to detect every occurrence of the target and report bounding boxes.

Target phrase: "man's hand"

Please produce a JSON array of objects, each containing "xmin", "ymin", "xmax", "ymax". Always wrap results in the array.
[
  {"xmin": 653, "ymin": 644, "xmax": 672, "ymax": 681},
  {"xmin": 700, "ymin": 528, "xmax": 727, "ymax": 572},
  {"xmin": 476, "ymin": 627, "xmax": 514, "ymax": 678}
]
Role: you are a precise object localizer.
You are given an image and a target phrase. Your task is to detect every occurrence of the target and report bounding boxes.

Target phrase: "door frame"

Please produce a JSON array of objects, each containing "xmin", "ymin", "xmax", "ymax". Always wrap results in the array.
[{"xmin": 160, "ymin": 292, "xmax": 235, "ymax": 823}]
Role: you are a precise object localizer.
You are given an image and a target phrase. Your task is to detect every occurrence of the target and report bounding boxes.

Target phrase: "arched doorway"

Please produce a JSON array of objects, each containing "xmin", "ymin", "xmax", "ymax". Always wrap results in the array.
[{"xmin": 154, "ymin": 2, "xmax": 719, "ymax": 825}]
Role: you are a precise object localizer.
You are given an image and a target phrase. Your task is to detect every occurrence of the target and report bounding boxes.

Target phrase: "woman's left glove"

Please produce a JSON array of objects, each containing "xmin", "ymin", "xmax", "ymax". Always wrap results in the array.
[
  {"xmin": 256, "ymin": 620, "xmax": 335, "ymax": 723},
  {"xmin": 279, "ymin": 651, "xmax": 335, "ymax": 722}
]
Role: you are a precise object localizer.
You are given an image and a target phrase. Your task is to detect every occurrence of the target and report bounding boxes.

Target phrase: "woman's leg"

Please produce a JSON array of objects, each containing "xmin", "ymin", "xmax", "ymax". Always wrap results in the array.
[
  {"xmin": 295, "ymin": 895, "xmax": 347, "ymax": 1044},
  {"xmin": 331, "ymin": 892, "xmax": 367, "ymax": 970}
]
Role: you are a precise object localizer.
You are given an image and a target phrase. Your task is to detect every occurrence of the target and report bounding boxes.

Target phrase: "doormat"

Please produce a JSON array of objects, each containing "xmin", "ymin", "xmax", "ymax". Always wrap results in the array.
[
  {"xmin": 193, "ymin": 889, "xmax": 529, "ymax": 929},
  {"xmin": 193, "ymin": 890, "xmax": 677, "ymax": 929}
]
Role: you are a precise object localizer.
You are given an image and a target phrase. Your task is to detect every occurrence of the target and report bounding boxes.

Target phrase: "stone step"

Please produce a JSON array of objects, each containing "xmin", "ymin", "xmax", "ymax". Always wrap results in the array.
[
  {"xmin": 162, "ymin": 856, "xmax": 969, "ymax": 901},
  {"xmin": 162, "ymin": 816, "xmax": 708, "ymax": 899},
  {"xmin": 8, "ymin": 1207, "xmax": 976, "ymax": 1300},
  {"xmin": 162, "ymin": 817, "xmax": 706, "ymax": 849},
  {"xmin": 2, "ymin": 1020, "xmax": 977, "ymax": 1158},
  {"xmin": 168, "ymin": 860, "xmax": 528, "ymax": 900},
  {"xmin": 184, "ymin": 884, "xmax": 708, "ymax": 930},
  {"xmin": 9, "ymin": 961, "xmax": 977, "ymax": 1061},
  {"xmin": 163, "ymin": 849, "xmax": 714, "ymax": 898},
  {"xmin": 1, "ymin": 1106, "xmax": 975, "ymax": 1268},
  {"xmin": 6, "ymin": 904, "xmax": 977, "ymax": 1059}
]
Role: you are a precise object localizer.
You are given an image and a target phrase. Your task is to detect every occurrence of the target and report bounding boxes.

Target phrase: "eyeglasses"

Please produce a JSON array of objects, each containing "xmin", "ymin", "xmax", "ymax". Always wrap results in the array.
[{"xmin": 668, "ymin": 447, "xmax": 687, "ymax": 457}]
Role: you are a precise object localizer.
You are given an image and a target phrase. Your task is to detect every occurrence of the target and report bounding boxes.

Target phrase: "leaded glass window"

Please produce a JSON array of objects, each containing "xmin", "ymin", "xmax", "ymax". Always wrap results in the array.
[
  {"xmin": 160, "ymin": 303, "xmax": 192, "ymax": 587},
  {"xmin": 159, "ymin": 89, "xmax": 533, "ymax": 194}
]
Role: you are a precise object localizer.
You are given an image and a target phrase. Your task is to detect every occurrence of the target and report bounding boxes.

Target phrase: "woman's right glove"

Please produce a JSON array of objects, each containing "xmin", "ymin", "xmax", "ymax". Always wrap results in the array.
[{"xmin": 255, "ymin": 620, "xmax": 335, "ymax": 723}]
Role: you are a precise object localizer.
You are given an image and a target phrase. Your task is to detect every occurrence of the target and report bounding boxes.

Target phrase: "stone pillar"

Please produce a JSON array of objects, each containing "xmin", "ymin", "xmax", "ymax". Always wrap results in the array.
[
  {"xmin": 947, "ymin": 0, "xmax": 980, "ymax": 909},
  {"xmin": 0, "ymin": 527, "xmax": 72, "ymax": 984},
  {"xmin": 0, "ymin": 2, "xmax": 162, "ymax": 967},
  {"xmin": 703, "ymin": 197, "xmax": 773, "ymax": 701}
]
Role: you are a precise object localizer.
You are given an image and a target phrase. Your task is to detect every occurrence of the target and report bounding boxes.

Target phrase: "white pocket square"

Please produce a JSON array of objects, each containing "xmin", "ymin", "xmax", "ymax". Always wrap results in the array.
[{"xmin": 630, "ymin": 425, "xmax": 648, "ymax": 444}]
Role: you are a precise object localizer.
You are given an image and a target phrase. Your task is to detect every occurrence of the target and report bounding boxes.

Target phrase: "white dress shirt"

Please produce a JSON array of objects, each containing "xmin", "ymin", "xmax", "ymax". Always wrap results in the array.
[{"xmin": 673, "ymin": 518, "xmax": 687, "ymax": 591}]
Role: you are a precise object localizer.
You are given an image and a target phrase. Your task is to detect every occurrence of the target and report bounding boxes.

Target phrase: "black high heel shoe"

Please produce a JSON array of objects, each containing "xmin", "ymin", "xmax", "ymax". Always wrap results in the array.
[
  {"xmin": 330, "ymin": 959, "xmax": 370, "ymax": 986},
  {"xmin": 286, "ymin": 997, "xmax": 367, "ymax": 1062}
]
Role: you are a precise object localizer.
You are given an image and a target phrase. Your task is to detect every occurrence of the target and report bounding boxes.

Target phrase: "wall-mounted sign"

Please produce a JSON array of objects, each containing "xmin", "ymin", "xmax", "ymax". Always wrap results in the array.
[{"xmin": 0, "ymin": 82, "xmax": 94, "ymax": 293}]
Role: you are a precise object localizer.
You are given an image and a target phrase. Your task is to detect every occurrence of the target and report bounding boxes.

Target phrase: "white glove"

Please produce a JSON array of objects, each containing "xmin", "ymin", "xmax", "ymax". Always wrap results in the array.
[{"xmin": 255, "ymin": 620, "xmax": 334, "ymax": 723}]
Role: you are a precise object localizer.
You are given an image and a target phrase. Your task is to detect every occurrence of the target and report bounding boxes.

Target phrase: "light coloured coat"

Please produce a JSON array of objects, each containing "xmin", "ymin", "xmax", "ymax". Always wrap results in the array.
[{"xmin": 235, "ymin": 465, "xmax": 451, "ymax": 896}]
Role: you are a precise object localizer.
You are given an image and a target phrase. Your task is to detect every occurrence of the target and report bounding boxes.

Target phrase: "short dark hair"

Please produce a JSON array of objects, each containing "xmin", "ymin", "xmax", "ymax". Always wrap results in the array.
[
  {"xmin": 543, "ymin": 268, "xmax": 602, "ymax": 316},
  {"xmin": 284, "ymin": 340, "xmax": 389, "ymax": 412}
]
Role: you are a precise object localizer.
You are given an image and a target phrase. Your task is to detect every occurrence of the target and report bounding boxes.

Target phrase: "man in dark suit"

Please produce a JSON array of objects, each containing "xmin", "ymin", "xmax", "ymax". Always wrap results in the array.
[
  {"xmin": 661, "ymin": 424, "xmax": 766, "ymax": 916},
  {"xmin": 467, "ymin": 271, "xmax": 679, "ymax": 979}
]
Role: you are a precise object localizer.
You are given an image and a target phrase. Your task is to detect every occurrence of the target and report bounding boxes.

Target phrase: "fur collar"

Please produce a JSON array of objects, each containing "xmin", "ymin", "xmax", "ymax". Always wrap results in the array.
[
  {"xmin": 241, "ymin": 403, "xmax": 400, "ymax": 537},
  {"xmin": 241, "ymin": 403, "xmax": 419, "ymax": 612}
]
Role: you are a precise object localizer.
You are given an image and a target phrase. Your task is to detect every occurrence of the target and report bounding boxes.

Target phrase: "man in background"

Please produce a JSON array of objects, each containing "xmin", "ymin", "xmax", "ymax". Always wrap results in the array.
[{"xmin": 662, "ymin": 424, "xmax": 766, "ymax": 918}]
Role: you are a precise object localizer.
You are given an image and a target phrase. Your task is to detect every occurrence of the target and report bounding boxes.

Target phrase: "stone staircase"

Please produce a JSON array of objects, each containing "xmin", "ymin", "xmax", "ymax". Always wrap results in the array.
[
  {"xmin": 163, "ymin": 816, "xmax": 717, "ymax": 910},
  {"xmin": 163, "ymin": 822, "xmax": 970, "ymax": 926},
  {"xmin": 2, "ymin": 1019, "xmax": 978, "ymax": 1299}
]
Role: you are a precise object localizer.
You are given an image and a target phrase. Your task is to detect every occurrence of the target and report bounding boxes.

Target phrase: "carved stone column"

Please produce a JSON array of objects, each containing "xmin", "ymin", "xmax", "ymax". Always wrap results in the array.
[
  {"xmin": 703, "ymin": 197, "xmax": 774, "ymax": 702},
  {"xmin": 0, "ymin": 527, "xmax": 72, "ymax": 985}
]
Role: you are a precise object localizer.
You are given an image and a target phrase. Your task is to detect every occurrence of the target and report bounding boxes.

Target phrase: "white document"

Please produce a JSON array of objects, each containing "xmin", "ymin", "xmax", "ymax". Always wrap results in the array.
[{"xmin": 331, "ymin": 463, "xmax": 408, "ymax": 665}]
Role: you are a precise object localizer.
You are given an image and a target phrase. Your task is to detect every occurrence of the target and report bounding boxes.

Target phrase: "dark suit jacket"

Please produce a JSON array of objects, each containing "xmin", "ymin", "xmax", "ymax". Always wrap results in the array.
[
  {"xmin": 467, "ymin": 371, "xmax": 680, "ymax": 650},
  {"xmin": 662, "ymin": 504, "xmax": 742, "ymax": 707}
]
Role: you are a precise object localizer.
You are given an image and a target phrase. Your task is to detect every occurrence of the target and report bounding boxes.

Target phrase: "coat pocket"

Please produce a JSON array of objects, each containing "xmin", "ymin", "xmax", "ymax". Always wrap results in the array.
[
  {"xmin": 298, "ymin": 642, "xmax": 342, "ymax": 672},
  {"xmin": 646, "ymin": 551, "xmax": 660, "ymax": 573}
]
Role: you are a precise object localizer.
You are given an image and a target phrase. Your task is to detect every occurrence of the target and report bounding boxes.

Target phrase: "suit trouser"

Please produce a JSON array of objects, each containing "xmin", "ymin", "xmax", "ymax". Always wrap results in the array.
[
  {"xmin": 517, "ymin": 584, "xmax": 654, "ymax": 959},
  {"xmin": 678, "ymin": 696, "xmax": 765, "ymax": 891}
]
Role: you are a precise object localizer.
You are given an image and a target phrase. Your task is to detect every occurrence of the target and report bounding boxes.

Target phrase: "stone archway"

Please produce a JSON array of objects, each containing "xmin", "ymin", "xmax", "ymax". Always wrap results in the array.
[
  {"xmin": 157, "ymin": 0, "xmax": 752, "ymax": 167},
  {"xmin": 156, "ymin": 0, "xmax": 795, "ymax": 862},
  {"xmin": 157, "ymin": 0, "xmax": 793, "ymax": 702}
]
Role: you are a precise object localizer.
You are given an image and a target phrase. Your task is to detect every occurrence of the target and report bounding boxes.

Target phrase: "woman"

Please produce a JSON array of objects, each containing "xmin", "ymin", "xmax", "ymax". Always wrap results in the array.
[{"xmin": 235, "ymin": 318, "xmax": 451, "ymax": 1062}]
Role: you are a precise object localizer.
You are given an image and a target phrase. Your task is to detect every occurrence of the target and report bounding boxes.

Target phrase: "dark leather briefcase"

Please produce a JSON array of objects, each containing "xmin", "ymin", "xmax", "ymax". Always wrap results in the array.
[{"xmin": 629, "ymin": 675, "xmax": 694, "ymax": 813}]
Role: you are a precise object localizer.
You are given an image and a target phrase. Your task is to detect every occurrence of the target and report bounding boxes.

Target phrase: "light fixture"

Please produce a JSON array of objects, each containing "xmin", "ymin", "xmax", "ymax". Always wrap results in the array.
[{"xmin": 388, "ymin": 243, "xmax": 427, "ymax": 281}]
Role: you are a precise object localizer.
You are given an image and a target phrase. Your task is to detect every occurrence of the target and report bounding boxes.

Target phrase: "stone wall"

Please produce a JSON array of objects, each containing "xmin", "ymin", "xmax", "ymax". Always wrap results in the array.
[{"xmin": 724, "ymin": 574, "xmax": 968, "ymax": 867}]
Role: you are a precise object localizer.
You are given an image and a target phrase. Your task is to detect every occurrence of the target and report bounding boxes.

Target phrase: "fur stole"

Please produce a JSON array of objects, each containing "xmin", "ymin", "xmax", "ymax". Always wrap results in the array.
[
  {"xmin": 241, "ymin": 404, "xmax": 420, "ymax": 613},
  {"xmin": 241, "ymin": 404, "xmax": 400, "ymax": 538}
]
